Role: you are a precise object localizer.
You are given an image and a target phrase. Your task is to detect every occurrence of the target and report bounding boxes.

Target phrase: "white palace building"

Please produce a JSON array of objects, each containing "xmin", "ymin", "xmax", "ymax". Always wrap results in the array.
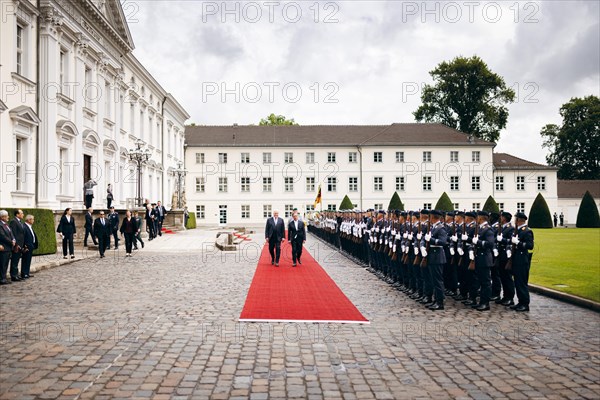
[
  {"xmin": 1, "ymin": 0, "xmax": 189, "ymax": 210},
  {"xmin": 185, "ymin": 124, "xmax": 559, "ymax": 226}
]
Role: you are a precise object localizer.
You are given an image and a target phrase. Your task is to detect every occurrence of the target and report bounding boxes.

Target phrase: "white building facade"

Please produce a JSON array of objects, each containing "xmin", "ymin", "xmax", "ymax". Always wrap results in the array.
[
  {"xmin": 185, "ymin": 124, "xmax": 558, "ymax": 226},
  {"xmin": 1, "ymin": 0, "xmax": 189, "ymax": 210}
]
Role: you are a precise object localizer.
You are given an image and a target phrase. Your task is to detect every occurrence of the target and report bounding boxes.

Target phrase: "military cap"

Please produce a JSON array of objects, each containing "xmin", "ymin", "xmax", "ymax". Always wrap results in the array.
[
  {"xmin": 378, "ymin": 210, "xmax": 386, "ymax": 215},
  {"xmin": 400, "ymin": 211, "xmax": 407, "ymax": 217},
  {"xmin": 413, "ymin": 212, "xmax": 420, "ymax": 218},
  {"xmin": 501, "ymin": 211, "xmax": 513, "ymax": 220},
  {"xmin": 421, "ymin": 209, "xmax": 430, "ymax": 215},
  {"xmin": 430, "ymin": 210, "xmax": 443, "ymax": 216},
  {"xmin": 446, "ymin": 211, "xmax": 455, "ymax": 217},
  {"xmin": 109, "ymin": 206, "xmax": 115, "ymax": 209},
  {"xmin": 394, "ymin": 210, "xmax": 401, "ymax": 217},
  {"xmin": 456, "ymin": 211, "xmax": 465, "ymax": 217},
  {"xmin": 515, "ymin": 212, "xmax": 528, "ymax": 220},
  {"xmin": 490, "ymin": 212, "xmax": 500, "ymax": 220},
  {"xmin": 366, "ymin": 208, "xmax": 374, "ymax": 212},
  {"xmin": 465, "ymin": 211, "xmax": 477, "ymax": 218},
  {"xmin": 477, "ymin": 210, "xmax": 489, "ymax": 217}
]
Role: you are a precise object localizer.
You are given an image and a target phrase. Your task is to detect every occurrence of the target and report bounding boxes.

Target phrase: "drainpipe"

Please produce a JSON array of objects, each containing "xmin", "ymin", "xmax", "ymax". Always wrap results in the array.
[
  {"xmin": 161, "ymin": 95, "xmax": 166, "ymax": 206},
  {"xmin": 357, "ymin": 145, "xmax": 363, "ymax": 210},
  {"xmin": 35, "ymin": 0, "xmax": 41, "ymax": 206}
]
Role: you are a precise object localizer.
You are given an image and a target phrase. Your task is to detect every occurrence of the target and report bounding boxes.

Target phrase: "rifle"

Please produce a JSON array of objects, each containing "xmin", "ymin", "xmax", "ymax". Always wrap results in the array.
[
  {"xmin": 505, "ymin": 222, "xmax": 518, "ymax": 271},
  {"xmin": 391, "ymin": 217, "xmax": 401, "ymax": 261},
  {"xmin": 413, "ymin": 215, "xmax": 422, "ymax": 266},
  {"xmin": 420, "ymin": 214, "xmax": 432, "ymax": 268},
  {"xmin": 451, "ymin": 214, "xmax": 457, "ymax": 265},
  {"xmin": 401, "ymin": 212, "xmax": 412, "ymax": 264},
  {"xmin": 458, "ymin": 212, "xmax": 466, "ymax": 265},
  {"xmin": 468, "ymin": 219, "xmax": 478, "ymax": 271}
]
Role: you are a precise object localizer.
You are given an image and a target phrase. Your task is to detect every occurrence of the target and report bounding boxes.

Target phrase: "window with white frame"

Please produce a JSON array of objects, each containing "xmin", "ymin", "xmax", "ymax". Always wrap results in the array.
[
  {"xmin": 349, "ymin": 177, "xmax": 358, "ymax": 192},
  {"xmin": 285, "ymin": 204, "xmax": 294, "ymax": 217},
  {"xmin": 105, "ymin": 82, "xmax": 112, "ymax": 120},
  {"xmin": 196, "ymin": 205, "xmax": 205, "ymax": 219},
  {"xmin": 327, "ymin": 152, "xmax": 336, "ymax": 163},
  {"xmin": 263, "ymin": 205, "xmax": 272, "ymax": 218},
  {"xmin": 327, "ymin": 204, "xmax": 337, "ymax": 212},
  {"xmin": 85, "ymin": 66, "xmax": 92, "ymax": 109},
  {"xmin": 537, "ymin": 176, "xmax": 546, "ymax": 190},
  {"xmin": 472, "ymin": 151, "xmax": 481, "ymax": 162},
  {"xmin": 498, "ymin": 203, "xmax": 505, "ymax": 211},
  {"xmin": 348, "ymin": 152, "xmax": 357, "ymax": 163},
  {"xmin": 450, "ymin": 176, "xmax": 459, "ymax": 191},
  {"xmin": 374, "ymin": 203, "xmax": 383, "ymax": 210},
  {"xmin": 241, "ymin": 205, "xmax": 250, "ymax": 219},
  {"xmin": 60, "ymin": 49, "xmax": 68, "ymax": 95},
  {"xmin": 284, "ymin": 177, "xmax": 294, "ymax": 192},
  {"xmin": 395, "ymin": 176, "xmax": 405, "ymax": 191},
  {"xmin": 471, "ymin": 176, "xmax": 481, "ymax": 191},
  {"xmin": 196, "ymin": 153, "xmax": 204, "ymax": 164},
  {"xmin": 472, "ymin": 203, "xmax": 481, "ymax": 211},
  {"xmin": 305, "ymin": 204, "xmax": 315, "ymax": 212},
  {"xmin": 284, "ymin": 152, "xmax": 293, "ymax": 163},
  {"xmin": 450, "ymin": 151, "xmax": 459, "ymax": 163},
  {"xmin": 453, "ymin": 203, "xmax": 460, "ymax": 210},
  {"xmin": 263, "ymin": 152, "xmax": 271, "ymax": 164},
  {"xmin": 422, "ymin": 176, "xmax": 432, "ymax": 191},
  {"xmin": 129, "ymin": 104, "xmax": 134, "ymax": 134},
  {"xmin": 517, "ymin": 202, "xmax": 525, "ymax": 213},
  {"xmin": 396, "ymin": 151, "xmax": 404, "ymax": 163},
  {"xmin": 517, "ymin": 176, "xmax": 525, "ymax": 191},
  {"xmin": 423, "ymin": 203, "xmax": 432, "ymax": 210},
  {"xmin": 306, "ymin": 152, "xmax": 315, "ymax": 164},
  {"xmin": 373, "ymin": 176, "xmax": 383, "ymax": 191},
  {"xmin": 241, "ymin": 152, "xmax": 250, "ymax": 163},
  {"xmin": 195, "ymin": 177, "xmax": 205, "ymax": 193},
  {"xmin": 327, "ymin": 177, "xmax": 337, "ymax": 192},
  {"xmin": 493, "ymin": 176, "xmax": 504, "ymax": 191},
  {"xmin": 423, "ymin": 151, "xmax": 432, "ymax": 162},
  {"xmin": 263, "ymin": 177, "xmax": 272, "ymax": 192},
  {"xmin": 218, "ymin": 177, "xmax": 228, "ymax": 192},
  {"xmin": 218, "ymin": 153, "xmax": 227, "ymax": 164},
  {"xmin": 16, "ymin": 22, "xmax": 26, "ymax": 76},
  {"xmin": 373, "ymin": 152, "xmax": 383, "ymax": 163},
  {"xmin": 306, "ymin": 176, "xmax": 315, "ymax": 192},
  {"xmin": 16, "ymin": 138, "xmax": 24, "ymax": 191},
  {"xmin": 241, "ymin": 177, "xmax": 250, "ymax": 192}
]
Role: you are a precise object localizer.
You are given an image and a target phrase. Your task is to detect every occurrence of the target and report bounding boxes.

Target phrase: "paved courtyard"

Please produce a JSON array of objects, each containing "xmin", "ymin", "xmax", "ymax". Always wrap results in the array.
[{"xmin": 0, "ymin": 229, "xmax": 599, "ymax": 399}]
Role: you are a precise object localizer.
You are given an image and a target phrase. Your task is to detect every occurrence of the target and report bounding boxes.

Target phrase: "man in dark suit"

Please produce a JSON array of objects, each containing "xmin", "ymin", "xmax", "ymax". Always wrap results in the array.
[
  {"xmin": 288, "ymin": 212, "xmax": 306, "ymax": 267},
  {"xmin": 421, "ymin": 210, "xmax": 448, "ymax": 310},
  {"xmin": 145, "ymin": 204, "xmax": 156, "ymax": 240},
  {"xmin": 107, "ymin": 206, "xmax": 119, "ymax": 250},
  {"xmin": 0, "ymin": 210, "xmax": 16, "ymax": 285},
  {"xmin": 84, "ymin": 207, "xmax": 97, "ymax": 247},
  {"xmin": 21, "ymin": 214, "xmax": 38, "ymax": 279},
  {"xmin": 265, "ymin": 210, "xmax": 285, "ymax": 266},
  {"xmin": 9, "ymin": 209, "xmax": 25, "ymax": 281},
  {"xmin": 156, "ymin": 201, "xmax": 167, "ymax": 236},
  {"xmin": 93, "ymin": 211, "xmax": 111, "ymax": 258}
]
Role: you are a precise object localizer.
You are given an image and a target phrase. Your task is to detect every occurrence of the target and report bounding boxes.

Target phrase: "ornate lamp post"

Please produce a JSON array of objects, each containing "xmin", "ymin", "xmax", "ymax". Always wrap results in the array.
[
  {"xmin": 174, "ymin": 161, "xmax": 187, "ymax": 209},
  {"xmin": 128, "ymin": 140, "xmax": 151, "ymax": 207}
]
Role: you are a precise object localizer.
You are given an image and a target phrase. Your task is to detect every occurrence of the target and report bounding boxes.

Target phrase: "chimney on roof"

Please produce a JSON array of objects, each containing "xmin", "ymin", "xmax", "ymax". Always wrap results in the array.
[{"xmin": 468, "ymin": 134, "xmax": 474, "ymax": 144}]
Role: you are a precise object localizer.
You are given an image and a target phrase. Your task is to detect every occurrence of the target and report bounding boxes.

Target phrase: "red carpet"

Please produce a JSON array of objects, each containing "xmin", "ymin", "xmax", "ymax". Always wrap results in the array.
[{"xmin": 239, "ymin": 241, "xmax": 369, "ymax": 324}]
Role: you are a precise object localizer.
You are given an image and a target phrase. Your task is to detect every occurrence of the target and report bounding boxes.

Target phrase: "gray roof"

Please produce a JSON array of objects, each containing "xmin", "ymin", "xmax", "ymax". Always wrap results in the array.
[
  {"xmin": 557, "ymin": 180, "xmax": 600, "ymax": 199},
  {"xmin": 493, "ymin": 153, "xmax": 557, "ymax": 170},
  {"xmin": 184, "ymin": 123, "xmax": 494, "ymax": 147}
]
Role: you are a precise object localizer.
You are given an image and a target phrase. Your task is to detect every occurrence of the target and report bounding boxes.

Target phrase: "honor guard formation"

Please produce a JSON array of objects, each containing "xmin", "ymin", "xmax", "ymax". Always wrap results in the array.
[{"xmin": 307, "ymin": 208, "xmax": 534, "ymax": 312}]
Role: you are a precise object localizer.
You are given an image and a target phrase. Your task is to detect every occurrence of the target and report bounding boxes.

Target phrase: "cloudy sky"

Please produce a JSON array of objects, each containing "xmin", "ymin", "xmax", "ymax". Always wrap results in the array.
[{"xmin": 125, "ymin": 0, "xmax": 599, "ymax": 163}]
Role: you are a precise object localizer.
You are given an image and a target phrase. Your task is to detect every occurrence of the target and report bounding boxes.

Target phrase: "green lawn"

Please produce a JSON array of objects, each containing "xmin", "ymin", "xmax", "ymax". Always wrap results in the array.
[{"xmin": 529, "ymin": 228, "xmax": 600, "ymax": 302}]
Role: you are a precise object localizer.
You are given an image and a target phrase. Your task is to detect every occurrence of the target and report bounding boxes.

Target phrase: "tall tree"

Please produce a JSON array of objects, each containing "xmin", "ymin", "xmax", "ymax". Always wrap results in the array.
[
  {"xmin": 259, "ymin": 113, "xmax": 298, "ymax": 126},
  {"xmin": 529, "ymin": 193, "xmax": 553, "ymax": 228},
  {"xmin": 388, "ymin": 192, "xmax": 405, "ymax": 211},
  {"xmin": 541, "ymin": 95, "xmax": 600, "ymax": 180},
  {"xmin": 482, "ymin": 195, "xmax": 500, "ymax": 213},
  {"xmin": 576, "ymin": 191, "xmax": 600, "ymax": 228},
  {"xmin": 339, "ymin": 195, "xmax": 354, "ymax": 211},
  {"xmin": 434, "ymin": 192, "xmax": 454, "ymax": 212},
  {"xmin": 413, "ymin": 55, "xmax": 515, "ymax": 143}
]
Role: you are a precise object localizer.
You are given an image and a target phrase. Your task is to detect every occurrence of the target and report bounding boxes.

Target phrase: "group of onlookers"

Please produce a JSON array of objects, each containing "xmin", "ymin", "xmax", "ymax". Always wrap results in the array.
[{"xmin": 0, "ymin": 209, "xmax": 38, "ymax": 285}]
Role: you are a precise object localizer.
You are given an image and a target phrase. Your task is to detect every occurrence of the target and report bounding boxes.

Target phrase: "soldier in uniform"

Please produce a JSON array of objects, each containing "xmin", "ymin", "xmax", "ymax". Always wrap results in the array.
[
  {"xmin": 489, "ymin": 212, "xmax": 502, "ymax": 301},
  {"xmin": 407, "ymin": 212, "xmax": 421, "ymax": 299},
  {"xmin": 469, "ymin": 211, "xmax": 495, "ymax": 311},
  {"xmin": 509, "ymin": 212, "xmax": 534, "ymax": 312},
  {"xmin": 495, "ymin": 211, "xmax": 515, "ymax": 306},
  {"xmin": 416, "ymin": 210, "xmax": 433, "ymax": 305},
  {"xmin": 451, "ymin": 211, "xmax": 466, "ymax": 300},
  {"xmin": 422, "ymin": 210, "xmax": 448, "ymax": 310},
  {"xmin": 460, "ymin": 211, "xmax": 478, "ymax": 306},
  {"xmin": 443, "ymin": 211, "xmax": 458, "ymax": 297}
]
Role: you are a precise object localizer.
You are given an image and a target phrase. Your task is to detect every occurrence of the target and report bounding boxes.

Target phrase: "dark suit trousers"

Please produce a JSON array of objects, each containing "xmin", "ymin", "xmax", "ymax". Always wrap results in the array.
[
  {"xmin": 21, "ymin": 250, "xmax": 32, "ymax": 277},
  {"xmin": 10, "ymin": 252, "xmax": 22, "ymax": 278},
  {"xmin": 0, "ymin": 252, "xmax": 11, "ymax": 281},
  {"xmin": 62, "ymin": 234, "xmax": 74, "ymax": 256},
  {"xmin": 268, "ymin": 239, "xmax": 281, "ymax": 263},
  {"xmin": 84, "ymin": 227, "xmax": 96, "ymax": 246},
  {"xmin": 429, "ymin": 262, "xmax": 445, "ymax": 303},
  {"xmin": 513, "ymin": 259, "xmax": 531, "ymax": 306},
  {"xmin": 124, "ymin": 233, "xmax": 135, "ymax": 254},
  {"xmin": 291, "ymin": 239, "xmax": 303, "ymax": 263},
  {"xmin": 97, "ymin": 234, "xmax": 108, "ymax": 256}
]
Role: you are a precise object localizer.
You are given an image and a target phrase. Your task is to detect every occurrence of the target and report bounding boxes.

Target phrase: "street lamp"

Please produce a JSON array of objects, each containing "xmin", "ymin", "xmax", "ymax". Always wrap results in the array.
[
  {"xmin": 174, "ymin": 161, "xmax": 187, "ymax": 209},
  {"xmin": 128, "ymin": 139, "xmax": 151, "ymax": 207}
]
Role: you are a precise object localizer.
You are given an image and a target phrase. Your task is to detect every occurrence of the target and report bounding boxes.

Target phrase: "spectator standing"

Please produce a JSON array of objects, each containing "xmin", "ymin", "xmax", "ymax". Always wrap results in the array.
[
  {"xmin": 107, "ymin": 184, "xmax": 114, "ymax": 209},
  {"xmin": 9, "ymin": 209, "xmax": 25, "ymax": 281},
  {"xmin": 57, "ymin": 208, "xmax": 76, "ymax": 259},
  {"xmin": 21, "ymin": 214, "xmax": 38, "ymax": 279}
]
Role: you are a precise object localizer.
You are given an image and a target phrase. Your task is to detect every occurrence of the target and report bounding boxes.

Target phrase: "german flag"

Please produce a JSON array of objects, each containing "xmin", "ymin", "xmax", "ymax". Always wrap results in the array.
[{"xmin": 314, "ymin": 184, "xmax": 322, "ymax": 208}]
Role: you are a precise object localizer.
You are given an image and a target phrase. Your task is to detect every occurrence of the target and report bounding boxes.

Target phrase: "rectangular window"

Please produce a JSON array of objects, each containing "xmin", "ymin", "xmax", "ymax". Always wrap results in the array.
[
  {"xmin": 196, "ymin": 153, "xmax": 205, "ymax": 164},
  {"xmin": 130, "ymin": 104, "xmax": 135, "ymax": 134},
  {"xmin": 537, "ymin": 176, "xmax": 546, "ymax": 190},
  {"xmin": 495, "ymin": 176, "xmax": 504, "ymax": 191},
  {"xmin": 241, "ymin": 205, "xmax": 250, "ymax": 219},
  {"xmin": 306, "ymin": 152, "xmax": 315, "ymax": 164},
  {"xmin": 450, "ymin": 176, "xmax": 459, "ymax": 191},
  {"xmin": 285, "ymin": 177, "xmax": 294, "ymax": 192},
  {"xmin": 327, "ymin": 204, "xmax": 337, "ymax": 212},
  {"xmin": 373, "ymin": 177, "xmax": 383, "ymax": 191},
  {"xmin": 423, "ymin": 151, "xmax": 432, "ymax": 162},
  {"xmin": 16, "ymin": 23, "xmax": 24, "ymax": 75},
  {"xmin": 348, "ymin": 152, "xmax": 357, "ymax": 163},
  {"xmin": 15, "ymin": 138, "xmax": 23, "ymax": 191},
  {"xmin": 327, "ymin": 177, "xmax": 337, "ymax": 192},
  {"xmin": 472, "ymin": 203, "xmax": 481, "ymax": 211},
  {"xmin": 85, "ymin": 66, "xmax": 92, "ymax": 109},
  {"xmin": 263, "ymin": 152, "xmax": 271, "ymax": 164},
  {"xmin": 373, "ymin": 152, "xmax": 383, "ymax": 163},
  {"xmin": 450, "ymin": 151, "xmax": 459, "ymax": 163},
  {"xmin": 218, "ymin": 177, "xmax": 228, "ymax": 192},
  {"xmin": 472, "ymin": 151, "xmax": 481, "ymax": 162},
  {"xmin": 396, "ymin": 151, "xmax": 404, "ymax": 163},
  {"xmin": 241, "ymin": 152, "xmax": 250, "ymax": 164},
  {"xmin": 374, "ymin": 203, "xmax": 383, "ymax": 211},
  {"xmin": 284, "ymin": 152, "xmax": 293, "ymax": 164},
  {"xmin": 263, "ymin": 205, "xmax": 272, "ymax": 219},
  {"xmin": 195, "ymin": 177, "xmax": 205, "ymax": 193},
  {"xmin": 263, "ymin": 177, "xmax": 272, "ymax": 192},
  {"xmin": 241, "ymin": 177, "xmax": 250, "ymax": 192},
  {"xmin": 60, "ymin": 49, "xmax": 68, "ymax": 94},
  {"xmin": 395, "ymin": 176, "xmax": 405, "ymax": 191},
  {"xmin": 327, "ymin": 152, "xmax": 336, "ymax": 163},
  {"xmin": 517, "ymin": 176, "xmax": 525, "ymax": 191},
  {"xmin": 471, "ymin": 176, "xmax": 481, "ymax": 191},
  {"xmin": 517, "ymin": 202, "xmax": 525, "ymax": 213},
  {"xmin": 196, "ymin": 205, "xmax": 205, "ymax": 219},
  {"xmin": 218, "ymin": 153, "xmax": 228, "ymax": 164},
  {"xmin": 105, "ymin": 82, "xmax": 112, "ymax": 119},
  {"xmin": 306, "ymin": 176, "xmax": 315, "ymax": 192},
  {"xmin": 453, "ymin": 203, "xmax": 460, "ymax": 210},
  {"xmin": 498, "ymin": 202, "xmax": 505, "ymax": 211},
  {"xmin": 349, "ymin": 177, "xmax": 358, "ymax": 192},
  {"xmin": 423, "ymin": 203, "xmax": 432, "ymax": 210},
  {"xmin": 422, "ymin": 176, "xmax": 432, "ymax": 191},
  {"xmin": 305, "ymin": 204, "xmax": 315, "ymax": 212},
  {"xmin": 285, "ymin": 204, "xmax": 294, "ymax": 217}
]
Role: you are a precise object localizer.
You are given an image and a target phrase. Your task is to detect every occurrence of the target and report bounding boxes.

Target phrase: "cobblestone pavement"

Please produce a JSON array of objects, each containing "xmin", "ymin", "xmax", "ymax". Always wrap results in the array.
[{"xmin": 1, "ymin": 230, "xmax": 599, "ymax": 400}]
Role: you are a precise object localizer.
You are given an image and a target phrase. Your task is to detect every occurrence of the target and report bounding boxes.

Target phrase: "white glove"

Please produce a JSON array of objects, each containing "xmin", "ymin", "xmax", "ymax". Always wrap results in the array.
[
  {"xmin": 375, "ymin": 227, "xmax": 379, "ymax": 233},
  {"xmin": 451, "ymin": 234, "xmax": 458, "ymax": 242},
  {"xmin": 408, "ymin": 234, "xmax": 413, "ymax": 240},
  {"xmin": 417, "ymin": 233, "xmax": 422, "ymax": 240},
  {"xmin": 424, "ymin": 233, "xmax": 431, "ymax": 242},
  {"xmin": 393, "ymin": 245, "xmax": 396, "ymax": 252},
  {"xmin": 449, "ymin": 247, "xmax": 455, "ymax": 256},
  {"xmin": 461, "ymin": 234, "xmax": 468, "ymax": 241},
  {"xmin": 403, "ymin": 232, "xmax": 408, "ymax": 239},
  {"xmin": 389, "ymin": 241, "xmax": 392, "ymax": 248},
  {"xmin": 405, "ymin": 246, "xmax": 410, "ymax": 254},
  {"xmin": 421, "ymin": 249, "xmax": 428, "ymax": 258},
  {"xmin": 420, "ymin": 246, "xmax": 427, "ymax": 254},
  {"xmin": 511, "ymin": 236, "xmax": 519, "ymax": 244},
  {"xmin": 472, "ymin": 237, "xmax": 478, "ymax": 245},
  {"xmin": 379, "ymin": 239, "xmax": 383, "ymax": 244},
  {"xmin": 496, "ymin": 234, "xmax": 503, "ymax": 242},
  {"xmin": 401, "ymin": 245, "xmax": 406, "ymax": 253},
  {"xmin": 457, "ymin": 247, "xmax": 464, "ymax": 256},
  {"xmin": 396, "ymin": 233, "xmax": 401, "ymax": 240},
  {"xmin": 384, "ymin": 239, "xmax": 388, "ymax": 245},
  {"xmin": 414, "ymin": 247, "xmax": 419, "ymax": 255},
  {"xmin": 493, "ymin": 248, "xmax": 499, "ymax": 257},
  {"xmin": 469, "ymin": 251, "xmax": 475, "ymax": 261},
  {"xmin": 506, "ymin": 249, "xmax": 512, "ymax": 258}
]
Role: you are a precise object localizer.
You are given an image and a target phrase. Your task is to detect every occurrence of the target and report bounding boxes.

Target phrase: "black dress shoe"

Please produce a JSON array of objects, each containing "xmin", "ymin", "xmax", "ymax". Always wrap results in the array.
[
  {"xmin": 11, "ymin": 277, "xmax": 22, "ymax": 282},
  {"xmin": 454, "ymin": 294, "xmax": 467, "ymax": 301},
  {"xmin": 71, "ymin": 255, "xmax": 75, "ymax": 259},
  {"xmin": 419, "ymin": 297, "xmax": 432, "ymax": 304},
  {"xmin": 428, "ymin": 303, "xmax": 444, "ymax": 310},
  {"xmin": 490, "ymin": 296, "xmax": 500, "ymax": 302},
  {"xmin": 141, "ymin": 241, "xmax": 144, "ymax": 248},
  {"xmin": 476, "ymin": 304, "xmax": 490, "ymax": 311},
  {"xmin": 0, "ymin": 280, "xmax": 10, "ymax": 285},
  {"xmin": 424, "ymin": 299, "xmax": 436, "ymax": 306},
  {"xmin": 515, "ymin": 305, "xmax": 530, "ymax": 312},
  {"xmin": 298, "ymin": 260, "xmax": 302, "ymax": 264},
  {"xmin": 275, "ymin": 263, "xmax": 279, "ymax": 267},
  {"xmin": 501, "ymin": 299, "xmax": 515, "ymax": 306},
  {"xmin": 63, "ymin": 256, "xmax": 68, "ymax": 259},
  {"xmin": 510, "ymin": 303, "xmax": 521, "ymax": 310},
  {"xmin": 271, "ymin": 260, "xmax": 274, "ymax": 265},
  {"xmin": 494, "ymin": 297, "xmax": 505, "ymax": 304},
  {"xmin": 462, "ymin": 299, "xmax": 475, "ymax": 305},
  {"xmin": 292, "ymin": 263, "xmax": 297, "ymax": 267},
  {"xmin": 471, "ymin": 302, "xmax": 482, "ymax": 308}
]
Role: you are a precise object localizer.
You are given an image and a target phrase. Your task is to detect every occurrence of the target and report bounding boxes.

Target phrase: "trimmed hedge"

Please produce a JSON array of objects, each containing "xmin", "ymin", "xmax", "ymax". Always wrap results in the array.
[
  {"xmin": 576, "ymin": 190, "xmax": 600, "ymax": 228},
  {"xmin": 339, "ymin": 195, "xmax": 354, "ymax": 211},
  {"xmin": 482, "ymin": 195, "xmax": 500, "ymax": 213},
  {"xmin": 529, "ymin": 193, "xmax": 553, "ymax": 228},
  {"xmin": 388, "ymin": 192, "xmax": 405, "ymax": 211},
  {"xmin": 1, "ymin": 208, "xmax": 57, "ymax": 255},
  {"xmin": 185, "ymin": 212, "xmax": 197, "ymax": 229},
  {"xmin": 434, "ymin": 192, "xmax": 454, "ymax": 211}
]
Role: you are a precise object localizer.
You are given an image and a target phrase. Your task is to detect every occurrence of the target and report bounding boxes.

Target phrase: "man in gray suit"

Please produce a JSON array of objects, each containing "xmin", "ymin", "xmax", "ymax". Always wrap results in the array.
[{"xmin": 421, "ymin": 210, "xmax": 448, "ymax": 310}]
